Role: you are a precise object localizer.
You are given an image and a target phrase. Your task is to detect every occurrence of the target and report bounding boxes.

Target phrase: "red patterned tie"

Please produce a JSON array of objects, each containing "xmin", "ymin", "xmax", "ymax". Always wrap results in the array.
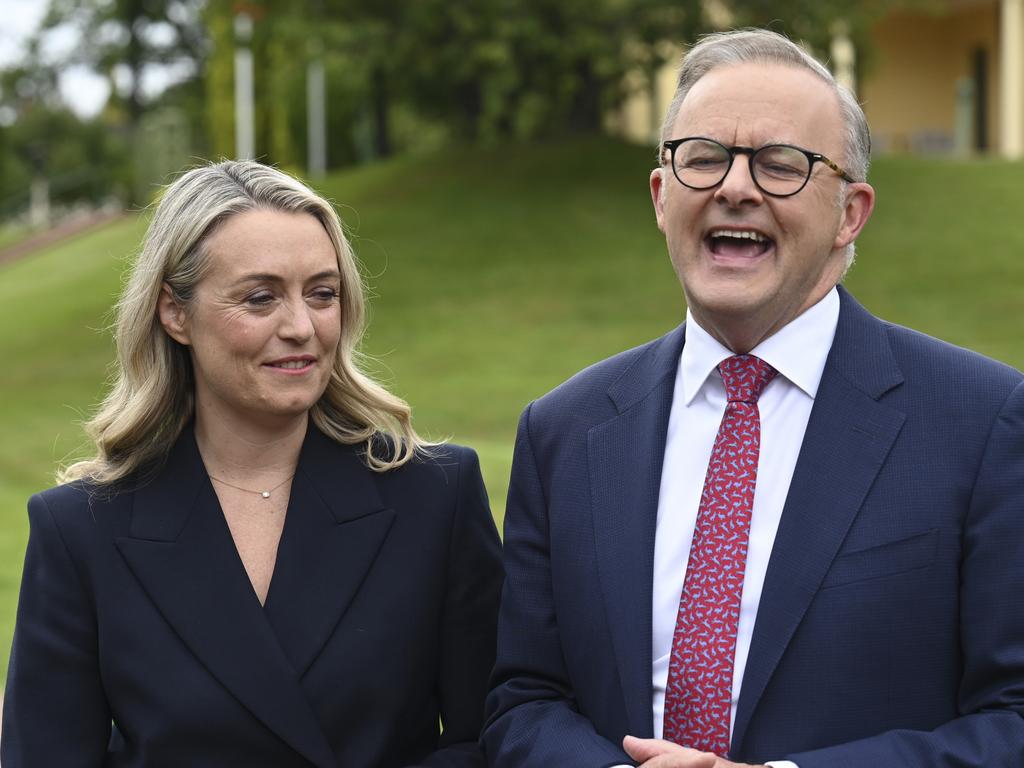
[{"xmin": 662, "ymin": 354, "xmax": 777, "ymax": 755}]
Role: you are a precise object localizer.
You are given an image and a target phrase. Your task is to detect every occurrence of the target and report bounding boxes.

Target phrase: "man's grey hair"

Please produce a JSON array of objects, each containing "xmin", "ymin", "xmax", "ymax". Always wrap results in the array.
[{"xmin": 659, "ymin": 28, "xmax": 871, "ymax": 269}]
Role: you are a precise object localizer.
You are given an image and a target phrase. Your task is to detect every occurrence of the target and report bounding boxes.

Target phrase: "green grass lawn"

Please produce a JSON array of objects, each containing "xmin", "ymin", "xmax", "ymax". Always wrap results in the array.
[
  {"xmin": 0, "ymin": 223, "xmax": 31, "ymax": 253},
  {"xmin": 0, "ymin": 139, "xmax": 1022, "ymax": 681}
]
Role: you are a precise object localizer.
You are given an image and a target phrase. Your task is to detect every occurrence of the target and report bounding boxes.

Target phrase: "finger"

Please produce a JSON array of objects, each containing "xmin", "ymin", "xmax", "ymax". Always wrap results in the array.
[
  {"xmin": 622, "ymin": 735, "xmax": 684, "ymax": 761},
  {"xmin": 640, "ymin": 752, "xmax": 717, "ymax": 768}
]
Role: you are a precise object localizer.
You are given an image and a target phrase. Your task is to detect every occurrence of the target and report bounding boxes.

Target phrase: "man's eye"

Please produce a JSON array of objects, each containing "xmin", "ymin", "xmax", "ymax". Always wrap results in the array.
[
  {"xmin": 684, "ymin": 157, "xmax": 726, "ymax": 169},
  {"xmin": 760, "ymin": 162, "xmax": 804, "ymax": 177}
]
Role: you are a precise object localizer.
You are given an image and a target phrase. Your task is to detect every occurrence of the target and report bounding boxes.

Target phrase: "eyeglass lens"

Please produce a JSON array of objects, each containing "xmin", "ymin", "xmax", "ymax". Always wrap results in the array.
[{"xmin": 672, "ymin": 139, "xmax": 810, "ymax": 196}]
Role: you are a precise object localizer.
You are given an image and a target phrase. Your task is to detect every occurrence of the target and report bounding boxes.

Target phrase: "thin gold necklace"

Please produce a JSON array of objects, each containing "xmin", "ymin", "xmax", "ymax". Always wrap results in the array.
[{"xmin": 209, "ymin": 472, "xmax": 295, "ymax": 500}]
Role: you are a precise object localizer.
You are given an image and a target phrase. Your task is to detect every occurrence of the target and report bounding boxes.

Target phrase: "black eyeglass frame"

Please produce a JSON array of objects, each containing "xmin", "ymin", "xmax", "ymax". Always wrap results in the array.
[{"xmin": 661, "ymin": 136, "xmax": 858, "ymax": 197}]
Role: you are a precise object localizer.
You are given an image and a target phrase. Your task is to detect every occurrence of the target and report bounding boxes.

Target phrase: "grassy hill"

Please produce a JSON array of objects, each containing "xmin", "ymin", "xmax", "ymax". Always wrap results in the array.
[{"xmin": 0, "ymin": 138, "xmax": 1022, "ymax": 679}]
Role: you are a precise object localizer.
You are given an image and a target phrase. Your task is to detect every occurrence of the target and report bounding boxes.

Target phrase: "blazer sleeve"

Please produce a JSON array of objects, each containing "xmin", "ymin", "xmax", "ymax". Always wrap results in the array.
[
  {"xmin": 482, "ymin": 405, "xmax": 634, "ymax": 767},
  {"xmin": 419, "ymin": 446, "xmax": 504, "ymax": 768},
  {"xmin": 783, "ymin": 379, "xmax": 1024, "ymax": 768},
  {"xmin": 2, "ymin": 491, "xmax": 111, "ymax": 767}
]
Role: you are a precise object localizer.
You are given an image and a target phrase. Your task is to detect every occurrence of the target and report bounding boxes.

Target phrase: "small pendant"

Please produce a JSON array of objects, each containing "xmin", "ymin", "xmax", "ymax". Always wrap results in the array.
[{"xmin": 261, "ymin": 491, "xmax": 271, "ymax": 499}]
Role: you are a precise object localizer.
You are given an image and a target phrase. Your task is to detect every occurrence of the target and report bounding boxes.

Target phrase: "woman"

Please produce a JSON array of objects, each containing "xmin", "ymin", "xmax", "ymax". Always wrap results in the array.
[{"xmin": 1, "ymin": 160, "xmax": 503, "ymax": 767}]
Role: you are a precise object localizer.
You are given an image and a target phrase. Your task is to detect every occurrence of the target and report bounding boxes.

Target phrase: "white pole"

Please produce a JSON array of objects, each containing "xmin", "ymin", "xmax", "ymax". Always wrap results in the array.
[
  {"xmin": 29, "ymin": 176, "xmax": 50, "ymax": 228},
  {"xmin": 234, "ymin": 12, "xmax": 255, "ymax": 160},
  {"xmin": 307, "ymin": 55, "xmax": 327, "ymax": 177},
  {"xmin": 830, "ymin": 21, "xmax": 857, "ymax": 95},
  {"xmin": 1000, "ymin": 0, "xmax": 1024, "ymax": 158}
]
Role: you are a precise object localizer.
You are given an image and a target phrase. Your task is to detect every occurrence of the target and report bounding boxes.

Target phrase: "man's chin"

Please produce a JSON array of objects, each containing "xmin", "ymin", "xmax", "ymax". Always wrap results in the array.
[{"xmin": 685, "ymin": 283, "xmax": 773, "ymax": 321}]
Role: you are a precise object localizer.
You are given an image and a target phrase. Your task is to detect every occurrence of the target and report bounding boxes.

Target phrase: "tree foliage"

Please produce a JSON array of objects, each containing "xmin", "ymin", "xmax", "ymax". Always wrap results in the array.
[
  {"xmin": 0, "ymin": 101, "xmax": 128, "ymax": 216},
  {"xmin": 307, "ymin": 0, "xmax": 708, "ymax": 150},
  {"xmin": 0, "ymin": 41, "xmax": 128, "ymax": 213},
  {"xmin": 1, "ymin": 0, "xmax": 928, "ymax": 215},
  {"xmin": 38, "ymin": 0, "xmax": 207, "ymax": 128}
]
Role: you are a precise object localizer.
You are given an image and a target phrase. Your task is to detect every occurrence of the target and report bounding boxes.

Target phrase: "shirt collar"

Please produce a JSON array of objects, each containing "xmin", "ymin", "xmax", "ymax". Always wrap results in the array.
[{"xmin": 680, "ymin": 286, "xmax": 840, "ymax": 404}]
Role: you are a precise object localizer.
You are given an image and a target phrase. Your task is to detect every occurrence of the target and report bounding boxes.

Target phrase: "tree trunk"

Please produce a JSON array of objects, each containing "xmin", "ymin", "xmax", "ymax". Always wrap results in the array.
[
  {"xmin": 453, "ymin": 78, "xmax": 484, "ymax": 140},
  {"xmin": 371, "ymin": 66, "xmax": 392, "ymax": 158},
  {"xmin": 568, "ymin": 60, "xmax": 602, "ymax": 134}
]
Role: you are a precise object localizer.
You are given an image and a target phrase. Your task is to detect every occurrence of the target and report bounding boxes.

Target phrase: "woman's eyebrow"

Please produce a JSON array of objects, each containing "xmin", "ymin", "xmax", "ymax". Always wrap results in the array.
[{"xmin": 231, "ymin": 269, "xmax": 341, "ymax": 286}]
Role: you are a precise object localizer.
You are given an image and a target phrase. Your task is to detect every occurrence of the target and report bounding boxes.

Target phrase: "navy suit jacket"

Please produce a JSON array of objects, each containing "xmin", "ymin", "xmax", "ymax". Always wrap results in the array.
[
  {"xmin": 483, "ymin": 287, "xmax": 1024, "ymax": 766},
  {"xmin": 3, "ymin": 424, "xmax": 503, "ymax": 768}
]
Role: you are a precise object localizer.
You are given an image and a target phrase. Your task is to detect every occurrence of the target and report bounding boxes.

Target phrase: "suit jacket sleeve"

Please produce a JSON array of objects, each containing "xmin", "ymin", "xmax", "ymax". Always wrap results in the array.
[
  {"xmin": 2, "ymin": 491, "xmax": 111, "ymax": 767},
  {"xmin": 482, "ymin": 405, "xmax": 634, "ymax": 767},
  {"xmin": 419, "ymin": 446, "xmax": 504, "ymax": 768},
  {"xmin": 783, "ymin": 380, "xmax": 1024, "ymax": 768}
]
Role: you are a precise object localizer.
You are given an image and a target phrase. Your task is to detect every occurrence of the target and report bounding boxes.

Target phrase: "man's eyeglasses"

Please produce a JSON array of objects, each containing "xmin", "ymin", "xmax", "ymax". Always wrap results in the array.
[{"xmin": 661, "ymin": 137, "xmax": 857, "ymax": 197}]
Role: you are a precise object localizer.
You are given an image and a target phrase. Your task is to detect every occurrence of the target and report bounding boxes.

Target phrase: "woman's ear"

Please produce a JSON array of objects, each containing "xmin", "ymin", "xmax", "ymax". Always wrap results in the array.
[{"xmin": 157, "ymin": 284, "xmax": 190, "ymax": 345}]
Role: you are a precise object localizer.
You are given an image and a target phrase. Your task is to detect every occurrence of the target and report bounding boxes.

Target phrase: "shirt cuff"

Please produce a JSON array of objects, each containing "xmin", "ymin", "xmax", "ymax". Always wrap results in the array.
[{"xmin": 765, "ymin": 761, "xmax": 799, "ymax": 768}]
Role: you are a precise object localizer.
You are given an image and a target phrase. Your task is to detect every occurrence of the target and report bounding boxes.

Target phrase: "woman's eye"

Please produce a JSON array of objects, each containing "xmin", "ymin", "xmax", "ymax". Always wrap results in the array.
[
  {"xmin": 245, "ymin": 293, "xmax": 275, "ymax": 307},
  {"xmin": 310, "ymin": 289, "xmax": 340, "ymax": 303}
]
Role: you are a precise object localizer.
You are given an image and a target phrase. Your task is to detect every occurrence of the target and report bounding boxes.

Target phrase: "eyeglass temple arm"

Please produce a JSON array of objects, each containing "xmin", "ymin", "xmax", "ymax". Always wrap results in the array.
[{"xmin": 816, "ymin": 154, "xmax": 857, "ymax": 183}]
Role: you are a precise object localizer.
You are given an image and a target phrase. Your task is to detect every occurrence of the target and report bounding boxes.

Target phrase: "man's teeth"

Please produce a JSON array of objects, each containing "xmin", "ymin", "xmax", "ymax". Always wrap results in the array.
[
  {"xmin": 709, "ymin": 229, "xmax": 767, "ymax": 242},
  {"xmin": 273, "ymin": 360, "xmax": 311, "ymax": 369}
]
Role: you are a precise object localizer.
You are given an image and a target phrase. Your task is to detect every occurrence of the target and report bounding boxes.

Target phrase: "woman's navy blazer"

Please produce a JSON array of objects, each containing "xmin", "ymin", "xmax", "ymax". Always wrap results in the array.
[{"xmin": 2, "ymin": 424, "xmax": 503, "ymax": 767}]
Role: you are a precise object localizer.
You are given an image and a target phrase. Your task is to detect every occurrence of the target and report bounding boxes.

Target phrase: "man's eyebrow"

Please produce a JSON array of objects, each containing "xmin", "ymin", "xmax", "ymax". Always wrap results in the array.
[{"xmin": 232, "ymin": 269, "xmax": 341, "ymax": 285}]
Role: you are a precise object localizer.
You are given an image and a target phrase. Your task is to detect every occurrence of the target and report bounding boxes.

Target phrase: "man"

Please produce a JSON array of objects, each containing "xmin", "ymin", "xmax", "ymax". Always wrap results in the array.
[{"xmin": 482, "ymin": 29, "xmax": 1024, "ymax": 768}]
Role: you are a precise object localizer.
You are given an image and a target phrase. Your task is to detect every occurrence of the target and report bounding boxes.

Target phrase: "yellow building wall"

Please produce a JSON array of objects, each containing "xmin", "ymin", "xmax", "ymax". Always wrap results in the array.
[{"xmin": 861, "ymin": 3, "xmax": 1000, "ymax": 153}]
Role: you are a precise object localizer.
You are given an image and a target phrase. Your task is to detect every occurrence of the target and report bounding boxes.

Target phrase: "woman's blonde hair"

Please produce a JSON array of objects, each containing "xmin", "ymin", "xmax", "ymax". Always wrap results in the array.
[{"xmin": 61, "ymin": 160, "xmax": 428, "ymax": 486}]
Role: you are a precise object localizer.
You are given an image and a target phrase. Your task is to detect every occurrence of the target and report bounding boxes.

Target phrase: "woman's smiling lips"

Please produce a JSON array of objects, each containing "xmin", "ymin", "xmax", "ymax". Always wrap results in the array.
[{"xmin": 263, "ymin": 355, "xmax": 317, "ymax": 374}]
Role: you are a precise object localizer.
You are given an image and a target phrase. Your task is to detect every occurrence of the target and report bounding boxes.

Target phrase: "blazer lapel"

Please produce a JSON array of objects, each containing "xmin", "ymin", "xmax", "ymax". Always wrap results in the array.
[
  {"xmin": 263, "ymin": 427, "xmax": 396, "ymax": 677},
  {"xmin": 731, "ymin": 288, "xmax": 906, "ymax": 755},
  {"xmin": 114, "ymin": 428, "xmax": 339, "ymax": 768},
  {"xmin": 590, "ymin": 325, "xmax": 685, "ymax": 738}
]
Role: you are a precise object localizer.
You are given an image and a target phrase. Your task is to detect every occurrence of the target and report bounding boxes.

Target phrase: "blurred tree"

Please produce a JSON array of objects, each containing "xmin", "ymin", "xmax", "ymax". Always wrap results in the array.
[
  {"xmin": 320, "ymin": 0, "xmax": 403, "ymax": 158},
  {"xmin": 196, "ymin": 0, "xmax": 710, "ymax": 164},
  {"xmin": 383, "ymin": 0, "xmax": 708, "ymax": 144},
  {"xmin": 29, "ymin": 0, "xmax": 207, "ymax": 201},
  {"xmin": 0, "ymin": 43, "xmax": 128, "ymax": 218},
  {"xmin": 4, "ymin": 0, "xmax": 927, "ymax": 210},
  {"xmin": 37, "ymin": 0, "xmax": 206, "ymax": 136},
  {"xmin": 0, "ymin": 103, "xmax": 128, "ymax": 218}
]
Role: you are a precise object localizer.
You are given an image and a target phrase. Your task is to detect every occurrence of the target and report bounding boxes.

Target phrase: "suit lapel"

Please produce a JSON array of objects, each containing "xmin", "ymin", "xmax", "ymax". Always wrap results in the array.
[
  {"xmin": 590, "ymin": 325, "xmax": 685, "ymax": 737},
  {"xmin": 731, "ymin": 288, "xmax": 906, "ymax": 755},
  {"xmin": 114, "ymin": 427, "xmax": 339, "ymax": 768},
  {"xmin": 263, "ymin": 427, "xmax": 396, "ymax": 677}
]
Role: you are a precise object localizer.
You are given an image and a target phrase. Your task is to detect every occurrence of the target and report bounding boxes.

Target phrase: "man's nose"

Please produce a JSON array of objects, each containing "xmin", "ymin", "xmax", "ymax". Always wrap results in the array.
[{"xmin": 714, "ymin": 154, "xmax": 763, "ymax": 206}]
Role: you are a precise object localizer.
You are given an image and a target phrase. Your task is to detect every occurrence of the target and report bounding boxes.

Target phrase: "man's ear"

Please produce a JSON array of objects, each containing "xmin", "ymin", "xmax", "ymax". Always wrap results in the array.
[
  {"xmin": 834, "ymin": 181, "xmax": 875, "ymax": 251},
  {"xmin": 650, "ymin": 167, "xmax": 668, "ymax": 234},
  {"xmin": 157, "ymin": 284, "xmax": 190, "ymax": 345}
]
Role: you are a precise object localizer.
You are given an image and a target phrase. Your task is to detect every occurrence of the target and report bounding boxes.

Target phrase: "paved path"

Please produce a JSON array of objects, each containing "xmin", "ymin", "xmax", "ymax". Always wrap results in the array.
[{"xmin": 0, "ymin": 210, "xmax": 126, "ymax": 267}]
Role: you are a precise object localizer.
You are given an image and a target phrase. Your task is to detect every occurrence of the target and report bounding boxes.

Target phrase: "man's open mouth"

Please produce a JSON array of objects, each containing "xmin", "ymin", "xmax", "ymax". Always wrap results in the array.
[{"xmin": 705, "ymin": 229, "xmax": 774, "ymax": 259}]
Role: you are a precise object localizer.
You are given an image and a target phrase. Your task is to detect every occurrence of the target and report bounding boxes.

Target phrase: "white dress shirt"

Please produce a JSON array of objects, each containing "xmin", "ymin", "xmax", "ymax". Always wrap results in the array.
[{"xmin": 625, "ymin": 288, "xmax": 839, "ymax": 768}]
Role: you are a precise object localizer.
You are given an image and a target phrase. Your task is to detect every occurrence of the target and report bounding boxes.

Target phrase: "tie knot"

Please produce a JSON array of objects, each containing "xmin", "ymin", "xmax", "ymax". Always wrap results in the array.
[{"xmin": 718, "ymin": 354, "xmax": 777, "ymax": 404}]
